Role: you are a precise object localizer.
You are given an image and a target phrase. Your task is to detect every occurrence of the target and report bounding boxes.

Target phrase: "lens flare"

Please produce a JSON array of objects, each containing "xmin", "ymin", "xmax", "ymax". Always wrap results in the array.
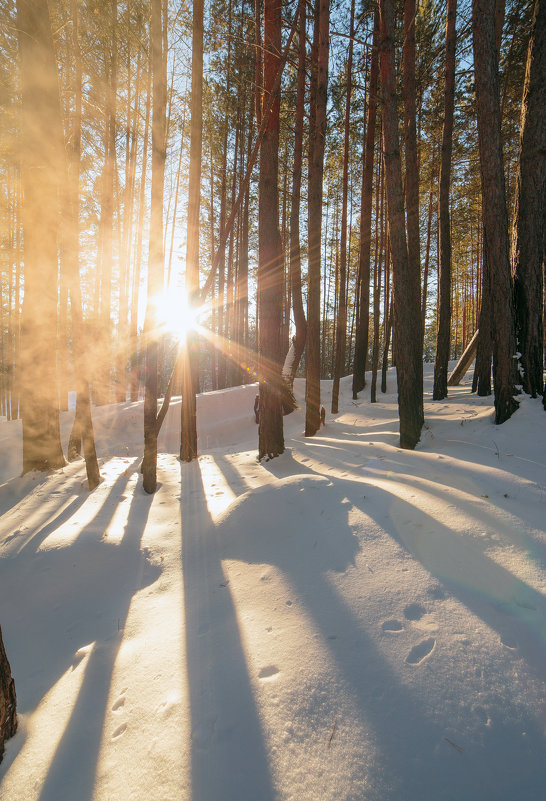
[{"xmin": 153, "ymin": 287, "xmax": 202, "ymax": 341}]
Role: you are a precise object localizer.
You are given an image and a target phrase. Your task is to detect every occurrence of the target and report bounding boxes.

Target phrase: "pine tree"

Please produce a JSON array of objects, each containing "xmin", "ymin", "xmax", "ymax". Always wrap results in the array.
[
  {"xmin": 257, "ymin": 0, "xmax": 284, "ymax": 460},
  {"xmin": 379, "ymin": 0, "xmax": 424, "ymax": 448},
  {"xmin": 18, "ymin": 0, "xmax": 66, "ymax": 473},
  {"xmin": 511, "ymin": 0, "xmax": 545, "ymax": 399},
  {"xmin": 305, "ymin": 0, "xmax": 329, "ymax": 437},
  {"xmin": 472, "ymin": 0, "xmax": 519, "ymax": 424}
]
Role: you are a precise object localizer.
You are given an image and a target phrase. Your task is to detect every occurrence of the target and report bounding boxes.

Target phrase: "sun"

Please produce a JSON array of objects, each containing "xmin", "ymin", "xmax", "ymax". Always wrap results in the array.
[{"xmin": 153, "ymin": 287, "xmax": 202, "ymax": 341}]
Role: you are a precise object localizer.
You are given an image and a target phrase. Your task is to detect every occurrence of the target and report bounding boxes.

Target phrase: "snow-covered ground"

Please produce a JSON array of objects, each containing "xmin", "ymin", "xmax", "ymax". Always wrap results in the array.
[{"xmin": 1, "ymin": 363, "xmax": 545, "ymax": 801}]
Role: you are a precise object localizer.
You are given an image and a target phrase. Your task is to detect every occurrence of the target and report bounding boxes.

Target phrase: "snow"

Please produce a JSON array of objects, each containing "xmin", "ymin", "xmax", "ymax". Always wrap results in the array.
[{"xmin": 1, "ymin": 363, "xmax": 545, "ymax": 801}]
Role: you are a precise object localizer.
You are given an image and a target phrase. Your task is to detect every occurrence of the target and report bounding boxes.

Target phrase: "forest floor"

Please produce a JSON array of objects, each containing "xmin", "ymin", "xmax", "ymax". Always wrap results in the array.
[{"xmin": 0, "ymin": 363, "xmax": 545, "ymax": 801}]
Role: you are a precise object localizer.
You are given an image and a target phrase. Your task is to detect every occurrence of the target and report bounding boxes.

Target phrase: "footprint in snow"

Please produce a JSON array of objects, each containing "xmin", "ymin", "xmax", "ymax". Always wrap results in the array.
[
  {"xmin": 404, "ymin": 602, "xmax": 426, "ymax": 621},
  {"xmin": 112, "ymin": 694, "xmax": 126, "ymax": 712},
  {"xmin": 406, "ymin": 637, "xmax": 436, "ymax": 665},
  {"xmin": 112, "ymin": 723, "xmax": 127, "ymax": 740},
  {"xmin": 382, "ymin": 619, "xmax": 404, "ymax": 633},
  {"xmin": 258, "ymin": 665, "xmax": 279, "ymax": 680}
]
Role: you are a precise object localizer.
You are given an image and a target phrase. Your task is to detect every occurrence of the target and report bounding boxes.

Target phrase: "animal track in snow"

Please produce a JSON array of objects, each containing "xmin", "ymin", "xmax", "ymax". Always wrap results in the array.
[
  {"xmin": 112, "ymin": 723, "xmax": 127, "ymax": 740},
  {"xmin": 404, "ymin": 603, "xmax": 426, "ymax": 621},
  {"xmin": 406, "ymin": 637, "xmax": 436, "ymax": 665},
  {"xmin": 111, "ymin": 686, "xmax": 128, "ymax": 712},
  {"xmin": 259, "ymin": 665, "xmax": 279, "ymax": 679},
  {"xmin": 381, "ymin": 619, "xmax": 404, "ymax": 633}
]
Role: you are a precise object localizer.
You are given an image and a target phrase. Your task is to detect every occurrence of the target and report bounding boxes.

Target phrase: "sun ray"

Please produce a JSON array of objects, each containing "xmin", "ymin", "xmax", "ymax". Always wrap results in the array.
[{"xmin": 151, "ymin": 286, "xmax": 210, "ymax": 342}]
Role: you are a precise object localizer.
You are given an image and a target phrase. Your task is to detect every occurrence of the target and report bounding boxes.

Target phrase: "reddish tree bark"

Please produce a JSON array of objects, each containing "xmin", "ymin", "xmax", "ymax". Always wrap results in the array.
[
  {"xmin": 258, "ymin": 0, "xmax": 285, "ymax": 459},
  {"xmin": 402, "ymin": 0, "xmax": 421, "ymax": 320},
  {"xmin": 353, "ymin": 8, "xmax": 380, "ymax": 399},
  {"xmin": 305, "ymin": 0, "xmax": 329, "ymax": 437},
  {"xmin": 286, "ymin": 0, "xmax": 308, "ymax": 387},
  {"xmin": 378, "ymin": 0, "xmax": 424, "ymax": 448},
  {"xmin": 142, "ymin": 0, "xmax": 167, "ymax": 493},
  {"xmin": 331, "ymin": 0, "xmax": 355, "ymax": 414},
  {"xmin": 181, "ymin": 0, "xmax": 204, "ymax": 462},
  {"xmin": 472, "ymin": 0, "xmax": 519, "ymax": 423},
  {"xmin": 511, "ymin": 0, "xmax": 545, "ymax": 398},
  {"xmin": 433, "ymin": 0, "xmax": 457, "ymax": 400}
]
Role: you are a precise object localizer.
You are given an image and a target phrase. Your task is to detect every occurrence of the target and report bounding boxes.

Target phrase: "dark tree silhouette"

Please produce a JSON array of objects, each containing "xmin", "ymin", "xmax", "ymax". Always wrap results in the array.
[
  {"xmin": 378, "ymin": 0, "xmax": 424, "ymax": 448},
  {"xmin": 472, "ymin": 0, "xmax": 519, "ymax": 424},
  {"xmin": 511, "ymin": 0, "xmax": 545, "ymax": 399}
]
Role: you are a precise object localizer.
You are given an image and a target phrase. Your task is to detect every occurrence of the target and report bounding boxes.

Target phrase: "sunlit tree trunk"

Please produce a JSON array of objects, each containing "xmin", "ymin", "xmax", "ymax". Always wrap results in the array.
[
  {"xmin": 472, "ymin": 0, "xmax": 518, "ymax": 423},
  {"xmin": 286, "ymin": 0, "xmax": 308, "ymax": 388},
  {"xmin": 353, "ymin": 8, "xmax": 379, "ymax": 398},
  {"xmin": 216, "ymin": 0, "xmax": 233, "ymax": 391},
  {"xmin": 370, "ymin": 175, "xmax": 384, "ymax": 404},
  {"xmin": 433, "ymin": 0, "xmax": 457, "ymax": 400},
  {"xmin": 421, "ymin": 152, "xmax": 436, "ymax": 330},
  {"xmin": 258, "ymin": 0, "xmax": 284, "ymax": 460},
  {"xmin": 402, "ymin": 0, "xmax": 421, "ymax": 328},
  {"xmin": 18, "ymin": 0, "xmax": 66, "ymax": 473},
  {"xmin": 379, "ymin": 0, "xmax": 423, "ymax": 448},
  {"xmin": 117, "ymin": 23, "xmax": 143, "ymax": 405},
  {"xmin": 331, "ymin": 0, "xmax": 355, "ymax": 415},
  {"xmin": 142, "ymin": 0, "xmax": 167, "ymax": 493},
  {"xmin": 180, "ymin": 0, "xmax": 204, "ymax": 463},
  {"xmin": 305, "ymin": 0, "xmax": 329, "ymax": 437},
  {"xmin": 65, "ymin": 0, "xmax": 100, "ymax": 490},
  {"xmin": 512, "ymin": 0, "xmax": 545, "ymax": 398},
  {"xmin": 237, "ymin": 115, "xmax": 252, "ymax": 371},
  {"xmin": 58, "ymin": 265, "xmax": 69, "ymax": 412},
  {"xmin": 129, "ymin": 56, "xmax": 152, "ymax": 403},
  {"xmin": 94, "ymin": 0, "xmax": 118, "ymax": 407}
]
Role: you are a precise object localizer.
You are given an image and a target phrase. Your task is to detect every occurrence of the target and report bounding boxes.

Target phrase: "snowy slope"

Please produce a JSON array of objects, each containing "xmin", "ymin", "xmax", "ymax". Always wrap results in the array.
[{"xmin": 0, "ymin": 364, "xmax": 545, "ymax": 801}]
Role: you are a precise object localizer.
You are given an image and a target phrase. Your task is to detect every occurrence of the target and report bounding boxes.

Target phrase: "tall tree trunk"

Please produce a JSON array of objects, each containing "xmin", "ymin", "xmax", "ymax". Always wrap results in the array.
[
  {"xmin": 331, "ymin": 0, "xmax": 355, "ymax": 414},
  {"xmin": 258, "ymin": 0, "xmax": 285, "ymax": 460},
  {"xmin": 305, "ymin": 0, "xmax": 329, "ymax": 437},
  {"xmin": 95, "ymin": 0, "xmax": 118, "ymax": 406},
  {"xmin": 473, "ymin": 0, "xmax": 504, "ymax": 398},
  {"xmin": 129, "ymin": 55, "xmax": 152, "ymax": 403},
  {"xmin": 379, "ymin": 0, "xmax": 424, "ymax": 449},
  {"xmin": 472, "ymin": 0, "xmax": 519, "ymax": 423},
  {"xmin": 117, "ymin": 26, "xmax": 143, "ymax": 405},
  {"xmin": 353, "ymin": 8, "xmax": 380, "ymax": 399},
  {"xmin": 421, "ymin": 153, "xmax": 436, "ymax": 330},
  {"xmin": 473, "ymin": 235, "xmax": 493, "ymax": 394},
  {"xmin": 142, "ymin": 0, "xmax": 167, "ymax": 493},
  {"xmin": 433, "ymin": 0, "xmax": 457, "ymax": 400},
  {"xmin": 18, "ymin": 0, "xmax": 66, "ymax": 473},
  {"xmin": 286, "ymin": 0, "xmax": 308, "ymax": 388},
  {"xmin": 65, "ymin": 0, "xmax": 101, "ymax": 490},
  {"xmin": 511, "ymin": 0, "xmax": 545, "ymax": 398},
  {"xmin": 180, "ymin": 0, "xmax": 204, "ymax": 463},
  {"xmin": 370, "ymin": 181, "xmax": 384, "ymax": 404},
  {"xmin": 403, "ymin": 0, "xmax": 421, "ymax": 340},
  {"xmin": 0, "ymin": 625, "xmax": 16, "ymax": 764},
  {"xmin": 381, "ymin": 293, "xmax": 393, "ymax": 394}
]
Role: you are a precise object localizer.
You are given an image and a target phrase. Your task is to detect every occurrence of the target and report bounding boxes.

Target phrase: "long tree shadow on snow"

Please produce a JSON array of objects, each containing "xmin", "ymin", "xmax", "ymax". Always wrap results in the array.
[
  {"xmin": 219, "ymin": 459, "xmax": 546, "ymax": 801},
  {"xmin": 179, "ymin": 459, "xmax": 276, "ymax": 801},
  {"xmin": 0, "ymin": 462, "xmax": 160, "ymax": 801}
]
